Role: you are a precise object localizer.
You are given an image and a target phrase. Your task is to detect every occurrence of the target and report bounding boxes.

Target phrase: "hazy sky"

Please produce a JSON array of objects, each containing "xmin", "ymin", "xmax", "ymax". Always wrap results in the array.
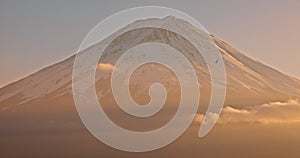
[{"xmin": 0, "ymin": 0, "xmax": 299, "ymax": 87}]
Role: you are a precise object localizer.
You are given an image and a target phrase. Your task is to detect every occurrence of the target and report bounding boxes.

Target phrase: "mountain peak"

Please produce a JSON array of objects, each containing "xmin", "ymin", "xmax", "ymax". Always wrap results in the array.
[{"xmin": 0, "ymin": 17, "xmax": 300, "ymax": 110}]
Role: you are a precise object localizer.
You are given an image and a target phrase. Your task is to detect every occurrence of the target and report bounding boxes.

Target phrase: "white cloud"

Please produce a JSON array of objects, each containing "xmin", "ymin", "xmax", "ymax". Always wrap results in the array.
[{"xmin": 196, "ymin": 99, "xmax": 300, "ymax": 124}]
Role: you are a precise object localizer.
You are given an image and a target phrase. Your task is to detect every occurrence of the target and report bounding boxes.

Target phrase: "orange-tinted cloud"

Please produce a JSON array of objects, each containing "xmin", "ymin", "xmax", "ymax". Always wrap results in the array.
[
  {"xmin": 196, "ymin": 99, "xmax": 300, "ymax": 124},
  {"xmin": 96, "ymin": 63, "xmax": 114, "ymax": 71}
]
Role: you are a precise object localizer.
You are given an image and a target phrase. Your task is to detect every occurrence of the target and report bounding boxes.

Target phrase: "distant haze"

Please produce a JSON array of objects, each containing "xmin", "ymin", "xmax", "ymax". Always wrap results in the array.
[{"xmin": 0, "ymin": 0, "xmax": 299, "ymax": 87}]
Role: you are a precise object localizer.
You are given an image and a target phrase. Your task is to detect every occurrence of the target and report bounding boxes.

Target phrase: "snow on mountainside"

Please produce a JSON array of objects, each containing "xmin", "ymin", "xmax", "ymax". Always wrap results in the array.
[{"xmin": 0, "ymin": 16, "xmax": 300, "ymax": 111}]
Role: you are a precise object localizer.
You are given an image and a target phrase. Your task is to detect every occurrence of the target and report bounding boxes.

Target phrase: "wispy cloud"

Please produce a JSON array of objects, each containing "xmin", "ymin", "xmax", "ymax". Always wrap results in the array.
[{"xmin": 196, "ymin": 99, "xmax": 300, "ymax": 124}]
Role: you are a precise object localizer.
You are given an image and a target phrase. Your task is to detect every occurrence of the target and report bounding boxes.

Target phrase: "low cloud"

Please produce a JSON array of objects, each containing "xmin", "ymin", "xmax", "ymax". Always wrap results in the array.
[
  {"xmin": 196, "ymin": 99, "xmax": 300, "ymax": 124},
  {"xmin": 97, "ymin": 63, "xmax": 114, "ymax": 71}
]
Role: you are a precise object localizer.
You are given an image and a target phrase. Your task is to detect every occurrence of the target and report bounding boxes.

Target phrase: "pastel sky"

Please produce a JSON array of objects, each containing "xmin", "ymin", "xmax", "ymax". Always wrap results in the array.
[{"xmin": 0, "ymin": 0, "xmax": 299, "ymax": 87}]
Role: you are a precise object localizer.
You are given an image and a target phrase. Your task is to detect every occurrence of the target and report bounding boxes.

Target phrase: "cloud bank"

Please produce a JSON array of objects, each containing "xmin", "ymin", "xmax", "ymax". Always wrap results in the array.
[{"xmin": 196, "ymin": 99, "xmax": 300, "ymax": 124}]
